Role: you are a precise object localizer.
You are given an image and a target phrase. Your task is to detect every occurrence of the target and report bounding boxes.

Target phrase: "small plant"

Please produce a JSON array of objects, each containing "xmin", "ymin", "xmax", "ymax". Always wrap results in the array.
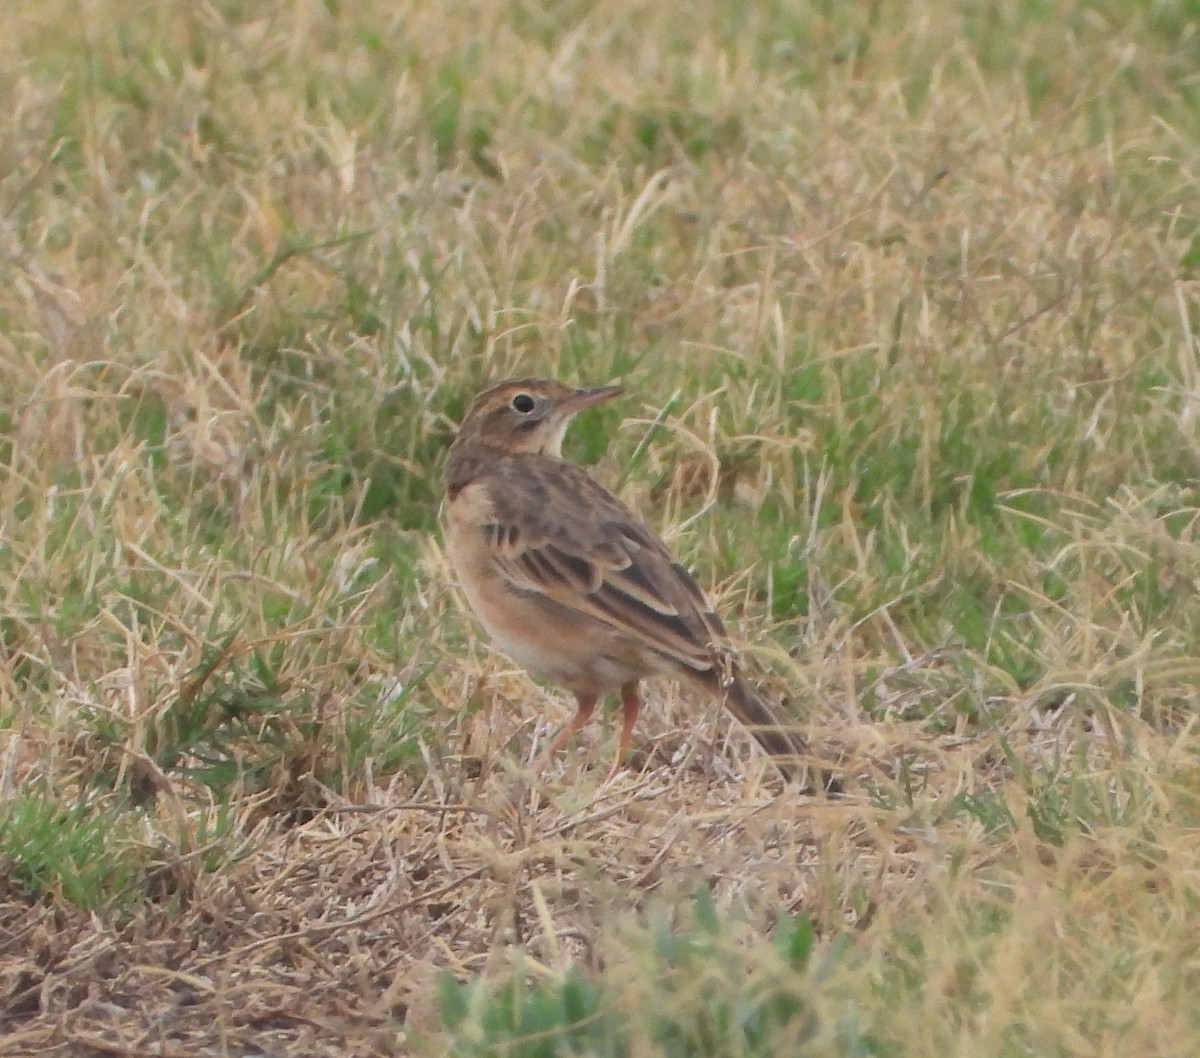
[
  {"xmin": 441, "ymin": 966, "xmax": 616, "ymax": 1058},
  {"xmin": 0, "ymin": 791, "xmax": 145, "ymax": 912},
  {"xmin": 440, "ymin": 891, "xmax": 829, "ymax": 1057}
]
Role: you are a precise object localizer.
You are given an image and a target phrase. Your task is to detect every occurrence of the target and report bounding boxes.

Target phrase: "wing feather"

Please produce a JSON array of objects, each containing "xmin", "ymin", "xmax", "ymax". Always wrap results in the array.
[{"xmin": 480, "ymin": 456, "xmax": 729, "ymax": 675}]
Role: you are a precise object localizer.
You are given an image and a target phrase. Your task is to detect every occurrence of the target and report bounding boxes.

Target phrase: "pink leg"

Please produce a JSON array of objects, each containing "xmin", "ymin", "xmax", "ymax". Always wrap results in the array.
[
  {"xmin": 618, "ymin": 682, "xmax": 641, "ymax": 751},
  {"xmin": 607, "ymin": 682, "xmax": 642, "ymax": 777},
  {"xmin": 535, "ymin": 694, "xmax": 597, "ymax": 772}
]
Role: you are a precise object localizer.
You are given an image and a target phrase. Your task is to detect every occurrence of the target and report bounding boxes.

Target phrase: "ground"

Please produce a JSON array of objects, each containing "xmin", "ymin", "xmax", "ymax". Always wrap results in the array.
[{"xmin": 2, "ymin": 1, "xmax": 1200, "ymax": 1055}]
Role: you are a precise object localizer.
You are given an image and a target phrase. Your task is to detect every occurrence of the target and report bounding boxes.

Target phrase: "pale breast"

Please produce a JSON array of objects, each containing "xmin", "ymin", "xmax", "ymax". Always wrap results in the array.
[{"xmin": 444, "ymin": 481, "xmax": 652, "ymax": 694}]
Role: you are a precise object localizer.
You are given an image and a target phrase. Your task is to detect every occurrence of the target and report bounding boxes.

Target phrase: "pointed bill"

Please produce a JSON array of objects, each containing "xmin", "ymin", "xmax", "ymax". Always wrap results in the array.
[{"xmin": 561, "ymin": 384, "xmax": 623, "ymax": 414}]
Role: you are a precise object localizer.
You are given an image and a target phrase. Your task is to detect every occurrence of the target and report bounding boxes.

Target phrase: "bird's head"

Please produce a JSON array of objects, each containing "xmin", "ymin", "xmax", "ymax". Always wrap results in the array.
[{"xmin": 452, "ymin": 378, "xmax": 623, "ymax": 458}]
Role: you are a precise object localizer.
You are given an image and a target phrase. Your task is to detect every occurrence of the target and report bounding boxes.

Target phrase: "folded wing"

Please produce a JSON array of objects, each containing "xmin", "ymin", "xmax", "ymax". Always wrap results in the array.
[{"xmin": 483, "ymin": 457, "xmax": 729, "ymax": 677}]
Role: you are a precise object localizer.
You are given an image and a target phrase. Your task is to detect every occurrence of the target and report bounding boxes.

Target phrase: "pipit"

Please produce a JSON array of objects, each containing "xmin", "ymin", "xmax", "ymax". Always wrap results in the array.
[{"xmin": 443, "ymin": 378, "xmax": 807, "ymax": 780}]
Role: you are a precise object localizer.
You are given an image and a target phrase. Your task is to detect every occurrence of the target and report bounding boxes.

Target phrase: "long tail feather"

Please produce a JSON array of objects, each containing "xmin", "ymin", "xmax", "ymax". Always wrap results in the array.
[{"xmin": 721, "ymin": 675, "xmax": 812, "ymax": 785}]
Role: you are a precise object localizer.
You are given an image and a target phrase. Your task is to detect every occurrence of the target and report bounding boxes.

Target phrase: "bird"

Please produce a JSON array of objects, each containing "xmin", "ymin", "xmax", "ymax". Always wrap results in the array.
[{"xmin": 442, "ymin": 377, "xmax": 808, "ymax": 781}]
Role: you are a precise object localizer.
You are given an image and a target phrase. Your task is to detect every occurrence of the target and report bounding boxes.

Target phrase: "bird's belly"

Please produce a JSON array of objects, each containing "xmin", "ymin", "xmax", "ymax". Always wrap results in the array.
[
  {"xmin": 455, "ymin": 568, "xmax": 642, "ymax": 693},
  {"xmin": 477, "ymin": 589, "xmax": 644, "ymax": 691}
]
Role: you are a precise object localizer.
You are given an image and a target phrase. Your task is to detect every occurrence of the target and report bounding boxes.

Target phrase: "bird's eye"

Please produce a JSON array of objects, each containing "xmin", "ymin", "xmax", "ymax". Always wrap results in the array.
[{"xmin": 511, "ymin": 393, "xmax": 535, "ymax": 414}]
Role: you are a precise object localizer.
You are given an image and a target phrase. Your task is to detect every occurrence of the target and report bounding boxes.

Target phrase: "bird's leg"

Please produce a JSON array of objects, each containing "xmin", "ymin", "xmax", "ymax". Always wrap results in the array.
[
  {"xmin": 606, "ymin": 681, "xmax": 642, "ymax": 777},
  {"xmin": 534, "ymin": 693, "xmax": 597, "ymax": 773},
  {"xmin": 618, "ymin": 681, "xmax": 641, "ymax": 751}
]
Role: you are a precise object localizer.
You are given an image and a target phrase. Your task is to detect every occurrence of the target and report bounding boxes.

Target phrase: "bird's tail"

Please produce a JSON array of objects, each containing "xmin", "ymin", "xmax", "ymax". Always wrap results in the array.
[{"xmin": 720, "ymin": 674, "xmax": 813, "ymax": 785}]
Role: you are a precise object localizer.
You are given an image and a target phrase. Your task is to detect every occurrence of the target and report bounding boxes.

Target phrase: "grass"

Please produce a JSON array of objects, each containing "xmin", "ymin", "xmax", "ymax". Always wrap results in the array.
[{"xmin": 1, "ymin": 0, "xmax": 1199, "ymax": 1053}]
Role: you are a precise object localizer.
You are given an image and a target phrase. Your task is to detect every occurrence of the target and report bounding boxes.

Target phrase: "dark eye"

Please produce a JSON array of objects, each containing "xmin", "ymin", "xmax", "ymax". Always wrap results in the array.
[{"xmin": 511, "ymin": 393, "xmax": 535, "ymax": 414}]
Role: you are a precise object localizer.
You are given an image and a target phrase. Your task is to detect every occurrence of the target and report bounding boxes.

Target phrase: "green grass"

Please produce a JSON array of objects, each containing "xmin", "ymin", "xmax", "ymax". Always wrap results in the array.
[
  {"xmin": 441, "ymin": 893, "xmax": 828, "ymax": 1057},
  {"xmin": 1, "ymin": 0, "xmax": 1199, "ymax": 1053}
]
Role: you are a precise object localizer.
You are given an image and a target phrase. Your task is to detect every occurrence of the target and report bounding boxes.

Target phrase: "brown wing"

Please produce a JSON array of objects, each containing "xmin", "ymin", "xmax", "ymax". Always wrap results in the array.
[{"xmin": 480, "ymin": 455, "xmax": 728, "ymax": 677}]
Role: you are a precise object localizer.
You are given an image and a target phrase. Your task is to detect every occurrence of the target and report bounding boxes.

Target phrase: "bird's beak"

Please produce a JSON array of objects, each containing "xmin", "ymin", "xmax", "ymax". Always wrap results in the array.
[{"xmin": 563, "ymin": 384, "xmax": 623, "ymax": 414}]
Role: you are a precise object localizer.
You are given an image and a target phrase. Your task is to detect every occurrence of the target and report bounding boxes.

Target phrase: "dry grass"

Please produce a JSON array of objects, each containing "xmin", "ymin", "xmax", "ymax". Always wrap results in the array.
[{"xmin": 2, "ymin": 0, "xmax": 1200, "ymax": 1054}]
